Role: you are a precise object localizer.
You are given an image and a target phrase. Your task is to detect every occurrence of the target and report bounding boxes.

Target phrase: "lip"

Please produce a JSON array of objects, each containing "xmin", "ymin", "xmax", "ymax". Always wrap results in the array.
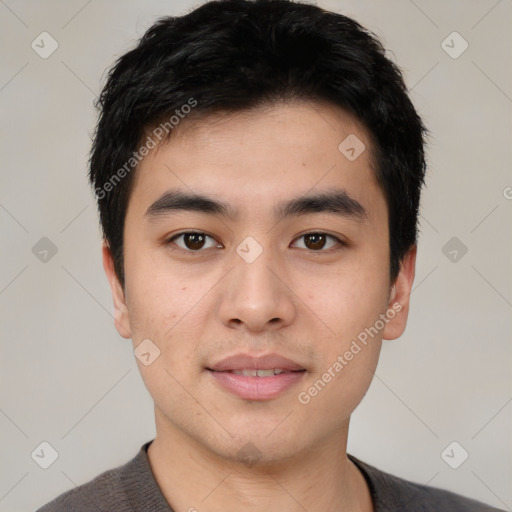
[
  {"xmin": 208, "ymin": 353, "xmax": 305, "ymax": 372},
  {"xmin": 207, "ymin": 353, "xmax": 306, "ymax": 401}
]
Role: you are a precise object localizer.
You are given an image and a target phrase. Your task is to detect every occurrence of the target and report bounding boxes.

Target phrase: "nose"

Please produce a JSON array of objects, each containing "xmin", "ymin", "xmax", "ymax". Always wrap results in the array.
[{"xmin": 218, "ymin": 244, "xmax": 296, "ymax": 333}]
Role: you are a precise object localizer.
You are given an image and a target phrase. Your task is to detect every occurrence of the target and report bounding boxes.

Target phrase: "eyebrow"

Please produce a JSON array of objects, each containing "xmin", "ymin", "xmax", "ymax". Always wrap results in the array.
[{"xmin": 145, "ymin": 188, "xmax": 368, "ymax": 223}]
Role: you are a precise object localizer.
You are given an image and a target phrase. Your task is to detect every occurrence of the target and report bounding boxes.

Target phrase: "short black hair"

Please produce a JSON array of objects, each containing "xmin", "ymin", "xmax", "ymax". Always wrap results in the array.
[{"xmin": 89, "ymin": 0, "xmax": 427, "ymax": 289}]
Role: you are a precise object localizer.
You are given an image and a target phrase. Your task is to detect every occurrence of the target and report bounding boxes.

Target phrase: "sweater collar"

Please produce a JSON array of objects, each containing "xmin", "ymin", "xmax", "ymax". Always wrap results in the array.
[{"xmin": 122, "ymin": 440, "xmax": 386, "ymax": 512}]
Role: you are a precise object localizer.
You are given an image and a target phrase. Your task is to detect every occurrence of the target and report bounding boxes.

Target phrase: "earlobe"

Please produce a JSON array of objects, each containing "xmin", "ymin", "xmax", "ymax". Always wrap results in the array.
[
  {"xmin": 382, "ymin": 245, "xmax": 417, "ymax": 341},
  {"xmin": 102, "ymin": 242, "xmax": 132, "ymax": 339}
]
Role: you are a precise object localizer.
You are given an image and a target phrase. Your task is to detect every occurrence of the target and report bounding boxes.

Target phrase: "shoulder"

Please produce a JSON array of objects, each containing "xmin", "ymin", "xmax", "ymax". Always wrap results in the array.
[
  {"xmin": 348, "ymin": 454, "xmax": 506, "ymax": 512},
  {"xmin": 35, "ymin": 464, "xmax": 127, "ymax": 512},
  {"xmin": 34, "ymin": 443, "xmax": 149, "ymax": 512}
]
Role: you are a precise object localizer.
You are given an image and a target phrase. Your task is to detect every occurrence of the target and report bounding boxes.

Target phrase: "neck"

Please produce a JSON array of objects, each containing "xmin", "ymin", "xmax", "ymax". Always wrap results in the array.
[{"xmin": 147, "ymin": 407, "xmax": 374, "ymax": 512}]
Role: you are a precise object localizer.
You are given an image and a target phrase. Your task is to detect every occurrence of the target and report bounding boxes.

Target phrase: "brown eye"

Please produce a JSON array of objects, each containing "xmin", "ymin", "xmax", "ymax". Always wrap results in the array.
[
  {"xmin": 183, "ymin": 233, "xmax": 206, "ymax": 250},
  {"xmin": 170, "ymin": 232, "xmax": 219, "ymax": 252},
  {"xmin": 303, "ymin": 233, "xmax": 327, "ymax": 250},
  {"xmin": 292, "ymin": 233, "xmax": 343, "ymax": 251}
]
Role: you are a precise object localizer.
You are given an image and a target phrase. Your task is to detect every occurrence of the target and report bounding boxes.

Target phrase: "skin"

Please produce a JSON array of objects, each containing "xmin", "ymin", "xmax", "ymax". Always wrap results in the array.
[{"xmin": 103, "ymin": 100, "xmax": 416, "ymax": 512}]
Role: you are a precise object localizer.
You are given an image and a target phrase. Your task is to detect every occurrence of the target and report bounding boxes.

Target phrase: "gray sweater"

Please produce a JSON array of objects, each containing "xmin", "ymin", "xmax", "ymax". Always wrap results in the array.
[{"xmin": 36, "ymin": 440, "xmax": 505, "ymax": 511}]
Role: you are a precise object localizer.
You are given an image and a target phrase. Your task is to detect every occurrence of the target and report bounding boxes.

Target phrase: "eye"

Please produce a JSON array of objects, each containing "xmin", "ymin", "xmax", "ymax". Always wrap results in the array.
[
  {"xmin": 168, "ymin": 232, "xmax": 221, "ymax": 252},
  {"xmin": 291, "ymin": 232, "xmax": 345, "ymax": 251},
  {"xmin": 167, "ymin": 231, "xmax": 346, "ymax": 253}
]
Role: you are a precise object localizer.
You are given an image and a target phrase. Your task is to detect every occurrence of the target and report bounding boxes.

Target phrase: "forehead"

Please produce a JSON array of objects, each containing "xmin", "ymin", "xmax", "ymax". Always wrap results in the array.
[{"xmin": 129, "ymin": 100, "xmax": 384, "ymax": 224}]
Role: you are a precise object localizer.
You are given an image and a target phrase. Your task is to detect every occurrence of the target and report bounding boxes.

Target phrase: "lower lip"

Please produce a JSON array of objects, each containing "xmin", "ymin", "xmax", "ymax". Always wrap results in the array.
[{"xmin": 208, "ymin": 370, "xmax": 306, "ymax": 401}]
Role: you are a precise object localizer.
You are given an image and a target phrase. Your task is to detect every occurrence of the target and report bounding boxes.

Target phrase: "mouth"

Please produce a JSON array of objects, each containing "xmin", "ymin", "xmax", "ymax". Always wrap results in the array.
[
  {"xmin": 206, "ymin": 353, "xmax": 307, "ymax": 401},
  {"xmin": 227, "ymin": 368, "xmax": 297, "ymax": 376}
]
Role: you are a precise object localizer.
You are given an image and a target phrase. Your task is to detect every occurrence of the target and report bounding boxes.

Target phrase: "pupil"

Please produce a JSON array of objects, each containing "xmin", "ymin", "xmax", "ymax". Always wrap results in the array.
[{"xmin": 306, "ymin": 234, "xmax": 325, "ymax": 250}]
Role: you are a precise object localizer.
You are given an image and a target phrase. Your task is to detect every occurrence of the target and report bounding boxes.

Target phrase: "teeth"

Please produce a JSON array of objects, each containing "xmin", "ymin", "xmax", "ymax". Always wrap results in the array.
[
  {"xmin": 256, "ymin": 369, "xmax": 275, "ymax": 377},
  {"xmin": 230, "ymin": 369, "xmax": 286, "ymax": 377}
]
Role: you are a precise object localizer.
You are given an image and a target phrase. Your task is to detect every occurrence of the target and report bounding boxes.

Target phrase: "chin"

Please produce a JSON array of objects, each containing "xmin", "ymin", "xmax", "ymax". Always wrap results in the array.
[{"xmin": 198, "ymin": 427, "xmax": 307, "ymax": 468}]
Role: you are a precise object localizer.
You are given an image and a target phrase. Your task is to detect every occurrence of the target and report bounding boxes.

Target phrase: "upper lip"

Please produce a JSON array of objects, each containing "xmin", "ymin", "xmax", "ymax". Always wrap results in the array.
[{"xmin": 208, "ymin": 353, "xmax": 305, "ymax": 372}]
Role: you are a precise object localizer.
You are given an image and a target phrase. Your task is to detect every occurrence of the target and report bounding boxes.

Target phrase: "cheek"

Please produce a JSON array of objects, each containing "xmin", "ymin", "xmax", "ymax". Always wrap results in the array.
[
  {"xmin": 303, "ymin": 251, "xmax": 389, "ymax": 411},
  {"xmin": 123, "ymin": 242, "xmax": 185, "ymax": 335},
  {"xmin": 304, "ymin": 259, "xmax": 390, "ymax": 344},
  {"xmin": 124, "ymin": 251, "xmax": 211, "ymax": 378},
  {"xmin": 130, "ymin": 308, "xmax": 206, "ymax": 415}
]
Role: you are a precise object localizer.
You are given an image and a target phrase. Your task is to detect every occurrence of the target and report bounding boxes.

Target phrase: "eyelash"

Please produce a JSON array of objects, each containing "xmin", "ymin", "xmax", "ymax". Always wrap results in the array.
[{"xmin": 165, "ymin": 231, "xmax": 347, "ymax": 254}]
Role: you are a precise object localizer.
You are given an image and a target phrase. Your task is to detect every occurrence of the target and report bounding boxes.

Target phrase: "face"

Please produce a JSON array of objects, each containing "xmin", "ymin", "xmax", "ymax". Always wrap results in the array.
[{"xmin": 103, "ymin": 101, "xmax": 416, "ymax": 464}]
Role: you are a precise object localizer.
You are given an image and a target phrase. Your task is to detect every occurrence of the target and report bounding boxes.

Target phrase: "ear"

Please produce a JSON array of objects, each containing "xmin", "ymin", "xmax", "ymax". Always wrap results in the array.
[
  {"xmin": 382, "ymin": 245, "xmax": 417, "ymax": 341},
  {"xmin": 102, "ymin": 242, "xmax": 132, "ymax": 339}
]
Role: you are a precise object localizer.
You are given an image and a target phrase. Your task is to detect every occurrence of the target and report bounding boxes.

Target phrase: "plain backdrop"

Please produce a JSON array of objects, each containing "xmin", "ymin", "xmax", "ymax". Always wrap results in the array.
[{"xmin": 1, "ymin": 1, "xmax": 511, "ymax": 511}]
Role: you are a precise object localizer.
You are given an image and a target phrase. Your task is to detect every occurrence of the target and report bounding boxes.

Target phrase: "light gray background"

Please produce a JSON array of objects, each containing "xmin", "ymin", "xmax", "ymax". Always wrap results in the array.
[{"xmin": 1, "ymin": 1, "xmax": 511, "ymax": 511}]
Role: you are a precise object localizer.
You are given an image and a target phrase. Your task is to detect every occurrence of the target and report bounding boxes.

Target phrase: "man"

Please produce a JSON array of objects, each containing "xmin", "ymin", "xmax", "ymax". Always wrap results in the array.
[{"xmin": 37, "ymin": 0, "xmax": 504, "ymax": 510}]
